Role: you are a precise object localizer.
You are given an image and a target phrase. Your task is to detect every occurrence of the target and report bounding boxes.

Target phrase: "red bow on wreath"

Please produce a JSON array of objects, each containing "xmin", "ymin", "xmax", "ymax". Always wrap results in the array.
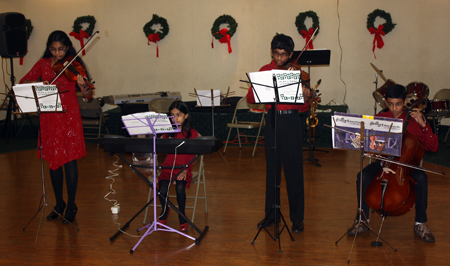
[
  {"xmin": 212, "ymin": 28, "xmax": 232, "ymax": 54},
  {"xmin": 301, "ymin": 27, "xmax": 315, "ymax": 50},
  {"xmin": 369, "ymin": 24, "xmax": 385, "ymax": 58},
  {"xmin": 147, "ymin": 33, "xmax": 161, "ymax": 57},
  {"xmin": 69, "ymin": 30, "xmax": 89, "ymax": 55}
]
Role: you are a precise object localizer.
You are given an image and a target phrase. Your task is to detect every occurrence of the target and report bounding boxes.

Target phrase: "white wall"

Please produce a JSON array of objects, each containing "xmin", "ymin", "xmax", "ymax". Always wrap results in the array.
[{"xmin": 2, "ymin": 0, "xmax": 450, "ymax": 123}]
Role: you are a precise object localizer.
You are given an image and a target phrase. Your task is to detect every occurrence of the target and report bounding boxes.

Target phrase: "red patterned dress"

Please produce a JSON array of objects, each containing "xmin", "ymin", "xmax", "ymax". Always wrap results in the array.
[{"xmin": 20, "ymin": 58, "xmax": 86, "ymax": 170}]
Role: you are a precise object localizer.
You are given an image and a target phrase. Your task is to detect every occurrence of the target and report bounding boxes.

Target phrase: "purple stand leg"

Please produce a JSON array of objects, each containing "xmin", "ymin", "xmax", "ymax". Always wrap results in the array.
[{"xmin": 130, "ymin": 134, "xmax": 196, "ymax": 253}]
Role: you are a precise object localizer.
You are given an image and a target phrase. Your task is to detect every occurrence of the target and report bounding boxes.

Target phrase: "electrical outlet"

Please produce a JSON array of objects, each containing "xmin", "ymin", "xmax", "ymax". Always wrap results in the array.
[{"xmin": 105, "ymin": 30, "xmax": 109, "ymax": 37}]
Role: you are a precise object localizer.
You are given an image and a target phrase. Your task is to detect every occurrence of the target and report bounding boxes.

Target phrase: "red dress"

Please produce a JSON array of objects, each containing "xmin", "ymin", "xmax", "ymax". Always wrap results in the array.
[
  {"xmin": 20, "ymin": 58, "xmax": 86, "ymax": 170},
  {"xmin": 158, "ymin": 129, "xmax": 199, "ymax": 188}
]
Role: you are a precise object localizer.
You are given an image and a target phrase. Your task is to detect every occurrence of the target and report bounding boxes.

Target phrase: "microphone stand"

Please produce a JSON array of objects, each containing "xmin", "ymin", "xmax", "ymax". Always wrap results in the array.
[{"xmin": 374, "ymin": 74, "xmax": 379, "ymax": 115}]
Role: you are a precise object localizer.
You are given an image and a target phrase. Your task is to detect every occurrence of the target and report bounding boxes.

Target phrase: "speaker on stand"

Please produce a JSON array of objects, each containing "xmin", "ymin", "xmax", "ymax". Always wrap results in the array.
[{"xmin": 0, "ymin": 12, "xmax": 35, "ymax": 142}]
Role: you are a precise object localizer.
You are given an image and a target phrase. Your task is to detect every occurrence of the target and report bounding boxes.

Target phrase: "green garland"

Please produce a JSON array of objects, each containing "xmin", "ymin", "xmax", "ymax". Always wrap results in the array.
[
  {"xmin": 72, "ymin": 15, "xmax": 96, "ymax": 36},
  {"xmin": 211, "ymin": 15, "xmax": 238, "ymax": 40},
  {"xmin": 143, "ymin": 14, "xmax": 169, "ymax": 40},
  {"xmin": 366, "ymin": 9, "xmax": 396, "ymax": 34},
  {"xmin": 26, "ymin": 19, "xmax": 33, "ymax": 40},
  {"xmin": 295, "ymin": 11, "xmax": 320, "ymax": 36}
]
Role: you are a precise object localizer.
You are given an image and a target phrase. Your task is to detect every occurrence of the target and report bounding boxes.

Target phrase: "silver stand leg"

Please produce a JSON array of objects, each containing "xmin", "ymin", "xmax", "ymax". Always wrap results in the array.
[{"xmin": 335, "ymin": 122, "xmax": 396, "ymax": 263}]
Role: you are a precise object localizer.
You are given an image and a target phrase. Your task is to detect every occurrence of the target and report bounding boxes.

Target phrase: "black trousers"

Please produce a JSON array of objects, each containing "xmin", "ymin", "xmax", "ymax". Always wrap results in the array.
[
  {"xmin": 264, "ymin": 109, "xmax": 305, "ymax": 223},
  {"xmin": 356, "ymin": 161, "xmax": 428, "ymax": 223}
]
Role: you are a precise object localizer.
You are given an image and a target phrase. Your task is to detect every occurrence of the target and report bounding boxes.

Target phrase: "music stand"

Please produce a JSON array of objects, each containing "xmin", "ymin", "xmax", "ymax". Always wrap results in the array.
[
  {"xmin": 292, "ymin": 50, "xmax": 331, "ymax": 166},
  {"xmin": 116, "ymin": 114, "xmax": 209, "ymax": 252},
  {"xmin": 189, "ymin": 88, "xmax": 233, "ymax": 137},
  {"xmin": 243, "ymin": 70, "xmax": 306, "ymax": 253},
  {"xmin": 292, "ymin": 49, "xmax": 331, "ymax": 74},
  {"xmin": 330, "ymin": 113, "xmax": 401, "ymax": 263},
  {"xmin": 1, "ymin": 57, "xmax": 37, "ymax": 142},
  {"xmin": 15, "ymin": 84, "xmax": 78, "ymax": 242}
]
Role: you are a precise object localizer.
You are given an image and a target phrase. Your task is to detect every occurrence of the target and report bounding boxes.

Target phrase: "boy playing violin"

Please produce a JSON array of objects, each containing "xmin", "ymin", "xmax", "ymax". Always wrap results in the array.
[{"xmin": 246, "ymin": 33, "xmax": 311, "ymax": 233}]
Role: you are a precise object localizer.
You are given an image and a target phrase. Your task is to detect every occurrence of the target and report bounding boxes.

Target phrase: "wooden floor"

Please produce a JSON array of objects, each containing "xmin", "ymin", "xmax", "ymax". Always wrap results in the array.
[{"xmin": 1, "ymin": 144, "xmax": 450, "ymax": 265}]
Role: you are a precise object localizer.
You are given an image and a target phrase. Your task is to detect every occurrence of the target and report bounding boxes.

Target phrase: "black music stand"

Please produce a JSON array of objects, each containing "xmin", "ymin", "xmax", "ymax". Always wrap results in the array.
[
  {"xmin": 17, "ymin": 85, "xmax": 78, "ymax": 242},
  {"xmin": 243, "ymin": 72, "xmax": 306, "ymax": 253},
  {"xmin": 2, "ymin": 57, "xmax": 37, "ymax": 142},
  {"xmin": 331, "ymin": 116, "xmax": 399, "ymax": 263},
  {"xmin": 292, "ymin": 50, "xmax": 331, "ymax": 166},
  {"xmin": 292, "ymin": 49, "xmax": 331, "ymax": 72}
]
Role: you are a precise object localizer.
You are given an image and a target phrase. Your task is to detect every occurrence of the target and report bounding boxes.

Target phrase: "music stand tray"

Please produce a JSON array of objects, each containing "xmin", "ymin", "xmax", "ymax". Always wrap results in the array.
[{"xmin": 291, "ymin": 49, "xmax": 331, "ymax": 66}]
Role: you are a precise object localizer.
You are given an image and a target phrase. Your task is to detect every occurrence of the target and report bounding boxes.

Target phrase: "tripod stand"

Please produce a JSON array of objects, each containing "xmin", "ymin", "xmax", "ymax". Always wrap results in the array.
[
  {"xmin": 19, "ymin": 85, "xmax": 78, "ymax": 243},
  {"xmin": 249, "ymin": 74, "xmax": 305, "ymax": 253},
  {"xmin": 333, "ymin": 121, "xmax": 396, "ymax": 263},
  {"xmin": 2, "ymin": 57, "xmax": 37, "ymax": 142}
]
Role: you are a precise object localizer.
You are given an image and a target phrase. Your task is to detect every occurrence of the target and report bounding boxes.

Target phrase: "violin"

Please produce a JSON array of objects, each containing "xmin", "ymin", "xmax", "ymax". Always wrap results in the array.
[
  {"xmin": 276, "ymin": 26, "xmax": 319, "ymax": 91},
  {"xmin": 52, "ymin": 55, "xmax": 95, "ymax": 90},
  {"xmin": 365, "ymin": 98, "xmax": 428, "ymax": 216},
  {"xmin": 50, "ymin": 31, "xmax": 99, "ymax": 91}
]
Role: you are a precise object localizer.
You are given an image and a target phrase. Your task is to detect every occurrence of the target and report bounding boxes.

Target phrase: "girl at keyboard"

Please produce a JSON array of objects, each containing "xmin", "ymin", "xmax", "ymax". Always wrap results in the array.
[{"xmin": 158, "ymin": 101, "xmax": 198, "ymax": 231}]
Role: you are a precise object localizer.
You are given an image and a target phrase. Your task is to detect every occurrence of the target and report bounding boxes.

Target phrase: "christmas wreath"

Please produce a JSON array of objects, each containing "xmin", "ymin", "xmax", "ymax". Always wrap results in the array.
[
  {"xmin": 295, "ymin": 11, "xmax": 319, "ymax": 50},
  {"xmin": 70, "ymin": 15, "xmax": 96, "ymax": 55},
  {"xmin": 211, "ymin": 15, "xmax": 238, "ymax": 53},
  {"xmin": 143, "ymin": 14, "xmax": 169, "ymax": 57},
  {"xmin": 366, "ymin": 9, "xmax": 396, "ymax": 58},
  {"xmin": 295, "ymin": 11, "xmax": 320, "ymax": 36},
  {"xmin": 72, "ymin": 15, "xmax": 96, "ymax": 36}
]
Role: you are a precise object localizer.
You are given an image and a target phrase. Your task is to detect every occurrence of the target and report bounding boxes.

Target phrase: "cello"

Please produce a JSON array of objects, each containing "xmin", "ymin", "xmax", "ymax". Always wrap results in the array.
[{"xmin": 365, "ymin": 98, "xmax": 429, "ymax": 216}]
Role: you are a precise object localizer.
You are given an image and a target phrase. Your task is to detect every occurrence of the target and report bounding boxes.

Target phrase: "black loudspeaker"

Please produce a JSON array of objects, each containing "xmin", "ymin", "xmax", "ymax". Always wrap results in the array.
[{"xmin": 0, "ymin": 12, "xmax": 27, "ymax": 58}]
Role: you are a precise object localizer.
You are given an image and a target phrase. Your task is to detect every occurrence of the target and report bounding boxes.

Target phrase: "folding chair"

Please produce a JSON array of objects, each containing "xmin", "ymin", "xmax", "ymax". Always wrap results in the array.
[
  {"xmin": 223, "ymin": 97, "xmax": 265, "ymax": 156},
  {"xmin": 142, "ymin": 154, "xmax": 208, "ymax": 224},
  {"xmin": 77, "ymin": 96, "xmax": 109, "ymax": 148}
]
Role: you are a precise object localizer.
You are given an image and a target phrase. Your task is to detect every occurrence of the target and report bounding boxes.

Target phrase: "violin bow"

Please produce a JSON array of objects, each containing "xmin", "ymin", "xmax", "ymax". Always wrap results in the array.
[
  {"xmin": 50, "ymin": 31, "xmax": 99, "ymax": 85},
  {"xmin": 290, "ymin": 25, "xmax": 320, "ymax": 67}
]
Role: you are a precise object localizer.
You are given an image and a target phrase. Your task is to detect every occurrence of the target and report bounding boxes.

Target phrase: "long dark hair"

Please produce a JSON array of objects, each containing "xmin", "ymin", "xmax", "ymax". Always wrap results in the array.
[
  {"xmin": 42, "ymin": 30, "xmax": 91, "ymax": 80},
  {"xmin": 168, "ymin": 101, "xmax": 193, "ymax": 138}
]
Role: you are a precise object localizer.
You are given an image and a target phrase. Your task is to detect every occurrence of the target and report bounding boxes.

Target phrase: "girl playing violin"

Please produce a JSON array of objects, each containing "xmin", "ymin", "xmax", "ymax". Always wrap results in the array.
[
  {"xmin": 157, "ymin": 101, "xmax": 199, "ymax": 231},
  {"xmin": 20, "ymin": 30, "xmax": 93, "ymax": 223}
]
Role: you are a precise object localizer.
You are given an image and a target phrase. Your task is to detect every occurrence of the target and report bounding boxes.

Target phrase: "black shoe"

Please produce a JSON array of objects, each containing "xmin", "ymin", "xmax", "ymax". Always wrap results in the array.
[
  {"xmin": 63, "ymin": 207, "xmax": 77, "ymax": 224},
  {"xmin": 257, "ymin": 218, "xmax": 280, "ymax": 228},
  {"xmin": 292, "ymin": 221, "xmax": 304, "ymax": 233},
  {"xmin": 47, "ymin": 203, "xmax": 66, "ymax": 220}
]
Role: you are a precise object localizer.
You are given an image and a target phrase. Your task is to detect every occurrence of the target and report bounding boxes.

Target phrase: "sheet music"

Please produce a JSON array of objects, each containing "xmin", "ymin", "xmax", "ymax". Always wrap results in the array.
[
  {"xmin": 248, "ymin": 69, "xmax": 303, "ymax": 104},
  {"xmin": 272, "ymin": 69, "xmax": 304, "ymax": 103},
  {"xmin": 196, "ymin": 90, "xmax": 221, "ymax": 106},
  {"xmin": 331, "ymin": 112, "xmax": 403, "ymax": 156},
  {"xmin": 122, "ymin": 112, "xmax": 178, "ymax": 135},
  {"xmin": 12, "ymin": 83, "xmax": 63, "ymax": 113}
]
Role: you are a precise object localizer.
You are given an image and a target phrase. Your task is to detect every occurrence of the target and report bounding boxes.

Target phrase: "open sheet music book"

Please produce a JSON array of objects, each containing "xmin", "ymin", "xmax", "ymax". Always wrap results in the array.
[
  {"xmin": 12, "ymin": 83, "xmax": 63, "ymax": 113},
  {"xmin": 248, "ymin": 69, "xmax": 304, "ymax": 104},
  {"xmin": 331, "ymin": 112, "xmax": 403, "ymax": 157},
  {"xmin": 122, "ymin": 112, "xmax": 180, "ymax": 136}
]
